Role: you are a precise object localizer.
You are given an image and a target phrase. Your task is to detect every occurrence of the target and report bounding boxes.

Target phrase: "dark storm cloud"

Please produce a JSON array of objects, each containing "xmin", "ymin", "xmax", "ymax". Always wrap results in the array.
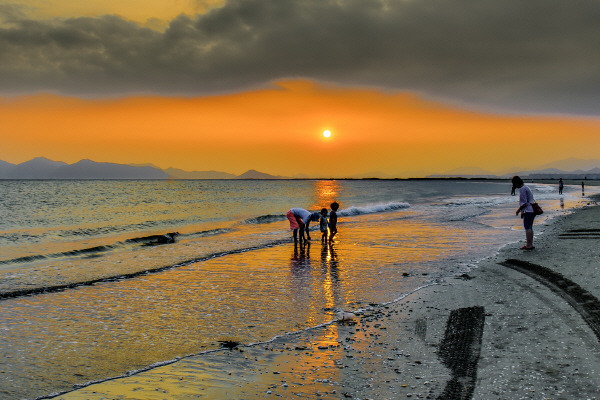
[{"xmin": 1, "ymin": 0, "xmax": 599, "ymax": 114}]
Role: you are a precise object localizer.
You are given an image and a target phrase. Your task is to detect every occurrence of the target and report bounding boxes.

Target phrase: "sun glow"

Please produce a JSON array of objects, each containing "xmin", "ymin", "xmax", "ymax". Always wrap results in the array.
[
  {"xmin": 3, "ymin": 80, "xmax": 600, "ymax": 178},
  {"xmin": 323, "ymin": 130, "xmax": 331, "ymax": 138}
]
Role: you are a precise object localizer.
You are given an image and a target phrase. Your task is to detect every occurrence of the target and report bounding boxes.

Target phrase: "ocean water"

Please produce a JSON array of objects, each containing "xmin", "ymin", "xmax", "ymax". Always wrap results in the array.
[{"xmin": 0, "ymin": 179, "xmax": 594, "ymax": 399}]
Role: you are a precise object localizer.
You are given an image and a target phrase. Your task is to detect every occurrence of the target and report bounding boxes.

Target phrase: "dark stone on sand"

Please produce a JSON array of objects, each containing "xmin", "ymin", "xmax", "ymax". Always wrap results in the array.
[{"xmin": 456, "ymin": 273, "xmax": 473, "ymax": 280}]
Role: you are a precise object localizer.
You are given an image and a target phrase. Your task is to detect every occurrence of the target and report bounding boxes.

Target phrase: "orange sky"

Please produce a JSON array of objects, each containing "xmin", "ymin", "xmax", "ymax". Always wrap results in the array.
[
  {"xmin": 2, "ymin": 80, "xmax": 599, "ymax": 177},
  {"xmin": 8, "ymin": 0, "xmax": 224, "ymax": 27}
]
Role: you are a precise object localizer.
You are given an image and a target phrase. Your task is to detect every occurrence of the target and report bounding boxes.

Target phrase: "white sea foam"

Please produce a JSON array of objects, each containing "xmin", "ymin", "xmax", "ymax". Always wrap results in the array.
[
  {"xmin": 339, "ymin": 201, "xmax": 410, "ymax": 216},
  {"xmin": 442, "ymin": 196, "xmax": 511, "ymax": 207},
  {"xmin": 531, "ymin": 184, "xmax": 556, "ymax": 193}
]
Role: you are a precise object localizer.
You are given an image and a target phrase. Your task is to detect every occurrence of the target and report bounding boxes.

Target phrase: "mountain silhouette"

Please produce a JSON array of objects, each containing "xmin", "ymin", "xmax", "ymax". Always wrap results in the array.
[
  {"xmin": 0, "ymin": 158, "xmax": 166, "ymax": 179},
  {"xmin": 0, "ymin": 158, "xmax": 280, "ymax": 180},
  {"xmin": 52, "ymin": 159, "xmax": 168, "ymax": 179},
  {"xmin": 165, "ymin": 167, "xmax": 236, "ymax": 179},
  {"xmin": 1, "ymin": 157, "xmax": 67, "ymax": 179},
  {"xmin": 235, "ymin": 169, "xmax": 282, "ymax": 179}
]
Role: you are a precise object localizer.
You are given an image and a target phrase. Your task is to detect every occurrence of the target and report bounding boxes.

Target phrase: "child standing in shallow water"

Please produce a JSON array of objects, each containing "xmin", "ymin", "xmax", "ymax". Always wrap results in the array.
[
  {"xmin": 319, "ymin": 208, "xmax": 328, "ymax": 243},
  {"xmin": 328, "ymin": 201, "xmax": 339, "ymax": 243}
]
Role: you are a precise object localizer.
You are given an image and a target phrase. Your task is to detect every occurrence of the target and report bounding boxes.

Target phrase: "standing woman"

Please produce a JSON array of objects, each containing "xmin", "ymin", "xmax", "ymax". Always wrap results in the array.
[
  {"xmin": 512, "ymin": 176, "xmax": 536, "ymax": 250},
  {"xmin": 558, "ymin": 178, "xmax": 564, "ymax": 195}
]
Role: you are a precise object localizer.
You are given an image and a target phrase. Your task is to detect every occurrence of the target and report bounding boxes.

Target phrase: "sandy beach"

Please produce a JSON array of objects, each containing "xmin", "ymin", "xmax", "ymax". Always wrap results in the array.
[{"xmin": 49, "ymin": 195, "xmax": 600, "ymax": 400}]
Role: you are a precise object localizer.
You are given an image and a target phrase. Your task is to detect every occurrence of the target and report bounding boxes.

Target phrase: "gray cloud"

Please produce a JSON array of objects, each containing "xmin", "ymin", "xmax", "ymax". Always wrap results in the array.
[
  {"xmin": 0, "ymin": 3, "xmax": 27, "ymax": 22},
  {"xmin": 1, "ymin": 0, "xmax": 599, "ymax": 115}
]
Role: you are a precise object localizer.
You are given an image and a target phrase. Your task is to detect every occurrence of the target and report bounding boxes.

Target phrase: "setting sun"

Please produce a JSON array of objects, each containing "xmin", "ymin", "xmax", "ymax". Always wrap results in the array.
[{"xmin": 323, "ymin": 130, "xmax": 332, "ymax": 138}]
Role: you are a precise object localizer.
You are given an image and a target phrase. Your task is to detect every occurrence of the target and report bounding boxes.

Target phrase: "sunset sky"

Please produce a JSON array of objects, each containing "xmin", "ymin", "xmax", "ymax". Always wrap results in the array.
[{"xmin": 1, "ymin": 0, "xmax": 599, "ymax": 177}]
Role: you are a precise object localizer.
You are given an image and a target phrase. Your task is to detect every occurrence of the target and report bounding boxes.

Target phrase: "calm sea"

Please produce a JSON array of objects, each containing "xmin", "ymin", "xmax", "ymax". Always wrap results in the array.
[{"xmin": 0, "ymin": 179, "xmax": 593, "ymax": 399}]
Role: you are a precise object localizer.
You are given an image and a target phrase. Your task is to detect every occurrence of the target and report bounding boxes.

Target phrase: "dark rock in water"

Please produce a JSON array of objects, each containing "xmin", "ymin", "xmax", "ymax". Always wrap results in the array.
[
  {"xmin": 161, "ymin": 232, "xmax": 179, "ymax": 243},
  {"xmin": 219, "ymin": 340, "xmax": 241, "ymax": 350},
  {"xmin": 126, "ymin": 232, "xmax": 179, "ymax": 246}
]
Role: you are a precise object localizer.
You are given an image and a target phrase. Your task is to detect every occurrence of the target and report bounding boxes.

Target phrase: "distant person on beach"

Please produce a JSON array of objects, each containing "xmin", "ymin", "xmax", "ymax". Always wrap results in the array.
[
  {"xmin": 512, "ymin": 176, "xmax": 536, "ymax": 250},
  {"xmin": 319, "ymin": 208, "xmax": 329, "ymax": 243},
  {"xmin": 287, "ymin": 208, "xmax": 320, "ymax": 242},
  {"xmin": 328, "ymin": 202, "xmax": 339, "ymax": 243},
  {"xmin": 582, "ymin": 181, "xmax": 585, "ymax": 194},
  {"xmin": 558, "ymin": 178, "xmax": 564, "ymax": 195}
]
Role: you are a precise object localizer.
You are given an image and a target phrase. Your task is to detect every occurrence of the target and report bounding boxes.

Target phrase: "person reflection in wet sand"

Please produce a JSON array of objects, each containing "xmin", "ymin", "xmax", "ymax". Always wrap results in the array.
[
  {"xmin": 321, "ymin": 242, "xmax": 339, "ymax": 280},
  {"xmin": 289, "ymin": 241, "xmax": 314, "ymax": 310},
  {"xmin": 320, "ymin": 241, "xmax": 341, "ymax": 310},
  {"xmin": 291, "ymin": 240, "xmax": 311, "ymax": 267}
]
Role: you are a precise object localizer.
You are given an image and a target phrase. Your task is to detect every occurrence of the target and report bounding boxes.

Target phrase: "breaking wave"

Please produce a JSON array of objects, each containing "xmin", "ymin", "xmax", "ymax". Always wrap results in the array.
[
  {"xmin": 243, "ymin": 202, "xmax": 411, "ymax": 225},
  {"xmin": 242, "ymin": 214, "xmax": 287, "ymax": 224},
  {"xmin": 339, "ymin": 202, "xmax": 410, "ymax": 216}
]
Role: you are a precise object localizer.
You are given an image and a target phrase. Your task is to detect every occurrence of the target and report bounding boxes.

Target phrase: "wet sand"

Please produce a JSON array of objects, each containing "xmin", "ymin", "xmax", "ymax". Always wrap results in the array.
[{"xmin": 56, "ymin": 197, "xmax": 600, "ymax": 400}]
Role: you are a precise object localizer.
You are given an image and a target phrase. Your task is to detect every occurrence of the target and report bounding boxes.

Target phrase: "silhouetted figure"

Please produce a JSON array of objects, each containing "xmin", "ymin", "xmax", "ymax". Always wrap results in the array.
[
  {"xmin": 328, "ymin": 201, "xmax": 339, "ymax": 243},
  {"xmin": 319, "ymin": 208, "xmax": 329, "ymax": 243},
  {"xmin": 582, "ymin": 181, "xmax": 585, "ymax": 195},
  {"xmin": 512, "ymin": 176, "xmax": 536, "ymax": 250},
  {"xmin": 558, "ymin": 178, "xmax": 564, "ymax": 195}
]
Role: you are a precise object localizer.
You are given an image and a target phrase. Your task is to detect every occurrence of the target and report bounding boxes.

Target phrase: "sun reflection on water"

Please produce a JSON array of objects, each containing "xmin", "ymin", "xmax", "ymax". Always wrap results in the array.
[{"xmin": 311, "ymin": 180, "xmax": 341, "ymax": 210}]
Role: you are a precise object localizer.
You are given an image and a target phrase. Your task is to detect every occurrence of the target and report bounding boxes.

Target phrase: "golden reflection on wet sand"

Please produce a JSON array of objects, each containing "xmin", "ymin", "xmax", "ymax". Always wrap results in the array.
[
  {"xmin": 289, "ymin": 241, "xmax": 344, "ymax": 327},
  {"xmin": 320, "ymin": 244, "xmax": 340, "ymax": 311},
  {"xmin": 58, "ymin": 323, "xmax": 347, "ymax": 400}
]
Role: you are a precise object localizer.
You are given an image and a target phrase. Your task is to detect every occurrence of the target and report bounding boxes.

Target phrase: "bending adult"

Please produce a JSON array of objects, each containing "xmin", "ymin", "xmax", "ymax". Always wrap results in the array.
[
  {"xmin": 512, "ymin": 176, "xmax": 536, "ymax": 250},
  {"xmin": 286, "ymin": 208, "xmax": 320, "ymax": 242}
]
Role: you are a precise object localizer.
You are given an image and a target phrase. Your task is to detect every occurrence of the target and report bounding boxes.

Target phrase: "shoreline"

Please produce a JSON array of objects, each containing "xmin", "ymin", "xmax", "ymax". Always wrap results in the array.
[{"xmin": 53, "ymin": 196, "xmax": 600, "ymax": 399}]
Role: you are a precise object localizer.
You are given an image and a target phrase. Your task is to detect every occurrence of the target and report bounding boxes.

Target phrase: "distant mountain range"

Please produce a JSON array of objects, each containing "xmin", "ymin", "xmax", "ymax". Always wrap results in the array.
[
  {"xmin": 430, "ymin": 168, "xmax": 600, "ymax": 180},
  {"xmin": 429, "ymin": 158, "xmax": 600, "ymax": 180},
  {"xmin": 0, "ymin": 158, "xmax": 283, "ymax": 180},
  {"xmin": 1, "ymin": 157, "xmax": 599, "ymax": 180},
  {"xmin": 513, "ymin": 167, "xmax": 600, "ymax": 180},
  {"xmin": 164, "ymin": 167, "xmax": 236, "ymax": 179}
]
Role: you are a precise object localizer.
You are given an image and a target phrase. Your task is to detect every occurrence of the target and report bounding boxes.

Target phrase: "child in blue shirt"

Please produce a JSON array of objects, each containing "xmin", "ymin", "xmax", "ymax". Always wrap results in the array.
[{"xmin": 319, "ymin": 208, "xmax": 329, "ymax": 243}]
